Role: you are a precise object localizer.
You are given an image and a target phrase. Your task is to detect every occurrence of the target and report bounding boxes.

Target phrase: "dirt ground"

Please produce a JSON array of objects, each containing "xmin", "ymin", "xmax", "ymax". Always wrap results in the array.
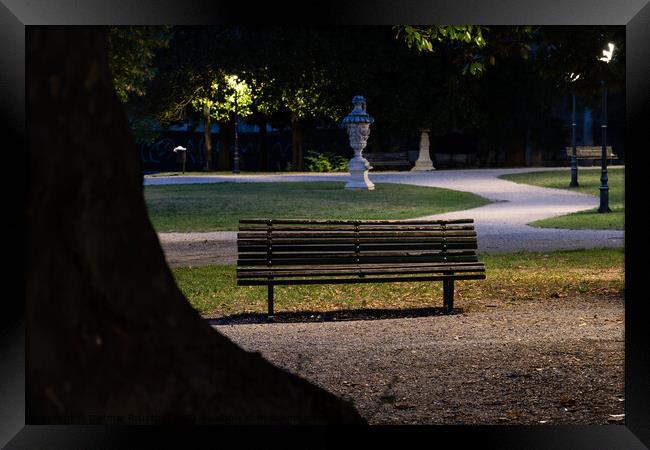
[
  {"xmin": 213, "ymin": 294, "xmax": 624, "ymax": 425},
  {"xmin": 157, "ymin": 232, "xmax": 625, "ymax": 425}
]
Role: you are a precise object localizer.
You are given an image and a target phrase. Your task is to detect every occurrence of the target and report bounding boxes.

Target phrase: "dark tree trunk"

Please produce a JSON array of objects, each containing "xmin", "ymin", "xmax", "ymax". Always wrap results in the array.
[
  {"xmin": 258, "ymin": 117, "xmax": 269, "ymax": 171},
  {"xmin": 291, "ymin": 112, "xmax": 304, "ymax": 171},
  {"xmin": 217, "ymin": 120, "xmax": 233, "ymax": 171},
  {"xmin": 26, "ymin": 26, "xmax": 364, "ymax": 425},
  {"xmin": 202, "ymin": 107, "xmax": 212, "ymax": 171},
  {"xmin": 504, "ymin": 127, "xmax": 527, "ymax": 167}
]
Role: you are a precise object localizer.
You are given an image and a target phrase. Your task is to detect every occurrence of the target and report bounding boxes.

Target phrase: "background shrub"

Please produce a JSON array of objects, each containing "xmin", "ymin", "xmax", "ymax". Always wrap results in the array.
[{"xmin": 304, "ymin": 150, "xmax": 348, "ymax": 172}]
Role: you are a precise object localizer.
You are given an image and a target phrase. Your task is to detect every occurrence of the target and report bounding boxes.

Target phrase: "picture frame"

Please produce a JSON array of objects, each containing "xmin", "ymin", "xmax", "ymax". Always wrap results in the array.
[{"xmin": 4, "ymin": 0, "xmax": 649, "ymax": 447}]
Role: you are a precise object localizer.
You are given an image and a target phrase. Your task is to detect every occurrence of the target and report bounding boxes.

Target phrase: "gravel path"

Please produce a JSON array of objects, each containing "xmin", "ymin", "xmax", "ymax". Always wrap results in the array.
[
  {"xmin": 149, "ymin": 167, "xmax": 624, "ymax": 266},
  {"xmin": 214, "ymin": 294, "xmax": 624, "ymax": 425}
]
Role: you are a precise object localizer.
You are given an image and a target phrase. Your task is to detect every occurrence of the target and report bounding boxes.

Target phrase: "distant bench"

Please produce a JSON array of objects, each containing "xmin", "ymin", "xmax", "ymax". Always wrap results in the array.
[
  {"xmin": 566, "ymin": 146, "xmax": 618, "ymax": 164},
  {"xmin": 365, "ymin": 152, "xmax": 412, "ymax": 170},
  {"xmin": 236, "ymin": 219, "xmax": 486, "ymax": 318}
]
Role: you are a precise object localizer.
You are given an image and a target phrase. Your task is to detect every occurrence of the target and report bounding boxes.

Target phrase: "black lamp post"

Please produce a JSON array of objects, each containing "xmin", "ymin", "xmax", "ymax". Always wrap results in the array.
[
  {"xmin": 597, "ymin": 79, "xmax": 611, "ymax": 213},
  {"xmin": 232, "ymin": 84, "xmax": 240, "ymax": 174},
  {"xmin": 568, "ymin": 73, "xmax": 580, "ymax": 188},
  {"xmin": 597, "ymin": 43, "xmax": 614, "ymax": 213}
]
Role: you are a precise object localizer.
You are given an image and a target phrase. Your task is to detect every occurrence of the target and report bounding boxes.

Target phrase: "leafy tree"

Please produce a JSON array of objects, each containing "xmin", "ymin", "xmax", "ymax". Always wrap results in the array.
[
  {"xmin": 396, "ymin": 25, "xmax": 488, "ymax": 75},
  {"xmin": 144, "ymin": 27, "xmax": 241, "ymax": 125},
  {"xmin": 106, "ymin": 26, "xmax": 172, "ymax": 144},
  {"xmin": 119, "ymin": 25, "xmax": 625, "ymax": 170},
  {"xmin": 236, "ymin": 26, "xmax": 349, "ymax": 170},
  {"xmin": 107, "ymin": 26, "xmax": 172, "ymax": 103},
  {"xmin": 531, "ymin": 26, "xmax": 625, "ymax": 97},
  {"xmin": 394, "ymin": 25, "xmax": 624, "ymax": 164},
  {"xmin": 190, "ymin": 74, "xmax": 253, "ymax": 170}
]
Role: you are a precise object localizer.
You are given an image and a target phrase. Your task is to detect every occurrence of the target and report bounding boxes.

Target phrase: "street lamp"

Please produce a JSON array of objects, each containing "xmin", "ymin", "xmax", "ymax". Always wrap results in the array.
[
  {"xmin": 567, "ymin": 72, "xmax": 581, "ymax": 188},
  {"xmin": 597, "ymin": 42, "xmax": 615, "ymax": 213},
  {"xmin": 232, "ymin": 76, "xmax": 241, "ymax": 174}
]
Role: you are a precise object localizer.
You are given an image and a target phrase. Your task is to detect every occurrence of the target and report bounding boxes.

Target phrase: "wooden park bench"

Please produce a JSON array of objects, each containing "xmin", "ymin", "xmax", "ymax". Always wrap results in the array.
[
  {"xmin": 565, "ymin": 146, "xmax": 618, "ymax": 165},
  {"xmin": 365, "ymin": 152, "xmax": 412, "ymax": 170},
  {"xmin": 236, "ymin": 219, "xmax": 486, "ymax": 318}
]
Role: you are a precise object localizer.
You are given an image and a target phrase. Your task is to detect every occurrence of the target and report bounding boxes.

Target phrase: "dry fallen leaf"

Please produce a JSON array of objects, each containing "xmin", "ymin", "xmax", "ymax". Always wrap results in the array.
[
  {"xmin": 560, "ymin": 395, "xmax": 577, "ymax": 407},
  {"xmin": 608, "ymin": 414, "xmax": 625, "ymax": 423}
]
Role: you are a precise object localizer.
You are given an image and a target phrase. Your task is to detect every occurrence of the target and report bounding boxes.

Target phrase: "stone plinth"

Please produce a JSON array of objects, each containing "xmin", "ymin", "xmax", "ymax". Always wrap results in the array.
[
  {"xmin": 411, "ymin": 129, "xmax": 435, "ymax": 171},
  {"xmin": 345, "ymin": 155, "xmax": 375, "ymax": 190}
]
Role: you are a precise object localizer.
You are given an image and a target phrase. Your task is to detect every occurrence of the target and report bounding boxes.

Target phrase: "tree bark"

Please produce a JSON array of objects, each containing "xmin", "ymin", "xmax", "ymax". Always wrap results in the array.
[
  {"xmin": 504, "ymin": 127, "xmax": 527, "ymax": 167},
  {"xmin": 291, "ymin": 112, "xmax": 304, "ymax": 171},
  {"xmin": 258, "ymin": 117, "xmax": 269, "ymax": 171},
  {"xmin": 26, "ymin": 26, "xmax": 364, "ymax": 425},
  {"xmin": 217, "ymin": 120, "xmax": 233, "ymax": 171},
  {"xmin": 202, "ymin": 106, "xmax": 212, "ymax": 171}
]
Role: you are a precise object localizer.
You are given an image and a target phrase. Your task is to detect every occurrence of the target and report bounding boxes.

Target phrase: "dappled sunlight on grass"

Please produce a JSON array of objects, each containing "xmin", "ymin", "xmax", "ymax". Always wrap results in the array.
[{"xmin": 173, "ymin": 248, "xmax": 624, "ymax": 317}]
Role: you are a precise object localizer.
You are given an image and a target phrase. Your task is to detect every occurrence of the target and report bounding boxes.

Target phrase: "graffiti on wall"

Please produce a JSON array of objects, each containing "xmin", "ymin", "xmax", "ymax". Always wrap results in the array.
[{"xmin": 138, "ymin": 129, "xmax": 351, "ymax": 172}]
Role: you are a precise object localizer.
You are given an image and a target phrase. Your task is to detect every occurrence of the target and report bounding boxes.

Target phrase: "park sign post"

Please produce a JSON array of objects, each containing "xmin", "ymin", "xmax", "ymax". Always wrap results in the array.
[
  {"xmin": 173, "ymin": 145, "xmax": 187, "ymax": 174},
  {"xmin": 342, "ymin": 95, "xmax": 375, "ymax": 190}
]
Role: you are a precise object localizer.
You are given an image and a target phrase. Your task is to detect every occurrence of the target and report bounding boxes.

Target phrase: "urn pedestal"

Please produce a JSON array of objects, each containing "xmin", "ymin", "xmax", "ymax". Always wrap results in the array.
[
  {"xmin": 342, "ymin": 96, "xmax": 375, "ymax": 190},
  {"xmin": 345, "ymin": 154, "xmax": 375, "ymax": 190}
]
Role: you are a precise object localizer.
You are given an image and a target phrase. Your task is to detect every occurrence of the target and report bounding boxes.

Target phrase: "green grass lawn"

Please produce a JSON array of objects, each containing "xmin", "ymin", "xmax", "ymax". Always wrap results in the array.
[
  {"xmin": 499, "ymin": 168, "xmax": 624, "ymax": 230},
  {"xmin": 144, "ymin": 182, "xmax": 491, "ymax": 232},
  {"xmin": 172, "ymin": 248, "xmax": 624, "ymax": 317}
]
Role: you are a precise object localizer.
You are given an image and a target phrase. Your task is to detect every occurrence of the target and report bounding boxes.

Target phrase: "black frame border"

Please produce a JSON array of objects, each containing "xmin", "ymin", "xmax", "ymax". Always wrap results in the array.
[{"xmin": 5, "ymin": 0, "xmax": 650, "ymax": 448}]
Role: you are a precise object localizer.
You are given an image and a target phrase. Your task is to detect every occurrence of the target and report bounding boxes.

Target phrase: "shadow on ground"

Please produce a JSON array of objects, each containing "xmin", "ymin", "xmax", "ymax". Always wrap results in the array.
[{"xmin": 206, "ymin": 306, "xmax": 463, "ymax": 325}]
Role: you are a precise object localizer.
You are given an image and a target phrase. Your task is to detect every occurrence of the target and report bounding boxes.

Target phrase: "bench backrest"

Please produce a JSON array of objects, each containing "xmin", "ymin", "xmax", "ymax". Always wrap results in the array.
[
  {"xmin": 565, "ymin": 146, "xmax": 616, "ymax": 158},
  {"xmin": 237, "ymin": 219, "xmax": 479, "ymax": 267}
]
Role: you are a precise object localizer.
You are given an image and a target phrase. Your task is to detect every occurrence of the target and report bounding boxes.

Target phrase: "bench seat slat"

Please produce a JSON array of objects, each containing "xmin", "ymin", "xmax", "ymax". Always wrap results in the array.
[
  {"xmin": 238, "ymin": 243, "xmax": 477, "ymax": 253},
  {"xmin": 239, "ymin": 218, "xmax": 474, "ymax": 225},
  {"xmin": 239, "ymin": 232, "xmax": 475, "ymax": 238},
  {"xmin": 238, "ymin": 273, "xmax": 486, "ymax": 286},
  {"xmin": 238, "ymin": 265, "xmax": 485, "ymax": 279},
  {"xmin": 238, "ymin": 231, "xmax": 477, "ymax": 239},
  {"xmin": 238, "ymin": 261, "xmax": 484, "ymax": 271},
  {"xmin": 238, "ymin": 249, "xmax": 477, "ymax": 259},
  {"xmin": 239, "ymin": 225, "xmax": 476, "ymax": 232},
  {"xmin": 238, "ymin": 255, "xmax": 479, "ymax": 266},
  {"xmin": 238, "ymin": 237, "xmax": 478, "ymax": 246}
]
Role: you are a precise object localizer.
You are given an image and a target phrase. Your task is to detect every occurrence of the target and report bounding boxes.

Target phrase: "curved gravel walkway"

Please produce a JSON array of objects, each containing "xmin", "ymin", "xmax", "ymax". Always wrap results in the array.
[{"xmin": 148, "ymin": 167, "xmax": 624, "ymax": 266}]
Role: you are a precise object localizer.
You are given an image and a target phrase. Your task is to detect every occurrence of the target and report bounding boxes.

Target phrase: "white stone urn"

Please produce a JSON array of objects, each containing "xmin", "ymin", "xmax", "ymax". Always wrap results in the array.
[
  {"xmin": 411, "ymin": 129, "xmax": 435, "ymax": 171},
  {"xmin": 342, "ymin": 96, "xmax": 375, "ymax": 190}
]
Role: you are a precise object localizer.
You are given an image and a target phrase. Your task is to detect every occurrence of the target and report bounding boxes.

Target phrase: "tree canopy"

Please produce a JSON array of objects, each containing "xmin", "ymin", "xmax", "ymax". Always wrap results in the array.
[
  {"xmin": 107, "ymin": 26, "xmax": 172, "ymax": 103},
  {"xmin": 108, "ymin": 25, "xmax": 626, "ymax": 169}
]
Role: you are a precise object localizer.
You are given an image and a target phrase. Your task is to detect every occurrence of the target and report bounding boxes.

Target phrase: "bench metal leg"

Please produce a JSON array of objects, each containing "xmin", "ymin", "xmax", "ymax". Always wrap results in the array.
[
  {"xmin": 267, "ymin": 284, "xmax": 274, "ymax": 318},
  {"xmin": 443, "ymin": 279, "xmax": 454, "ymax": 314}
]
